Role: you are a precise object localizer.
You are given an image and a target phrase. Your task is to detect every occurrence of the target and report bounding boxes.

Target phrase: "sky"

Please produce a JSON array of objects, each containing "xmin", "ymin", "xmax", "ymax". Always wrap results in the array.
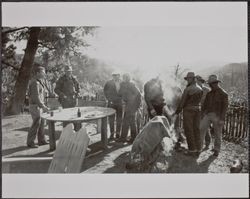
[
  {"xmin": 84, "ymin": 26, "xmax": 247, "ymax": 73},
  {"xmin": 8, "ymin": 2, "xmax": 247, "ymax": 78}
]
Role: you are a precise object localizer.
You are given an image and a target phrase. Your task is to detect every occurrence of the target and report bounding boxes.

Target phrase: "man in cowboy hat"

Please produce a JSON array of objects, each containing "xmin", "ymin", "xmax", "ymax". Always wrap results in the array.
[
  {"xmin": 173, "ymin": 72, "xmax": 203, "ymax": 157},
  {"xmin": 196, "ymin": 75, "xmax": 212, "ymax": 150},
  {"xmin": 55, "ymin": 64, "xmax": 80, "ymax": 108},
  {"xmin": 103, "ymin": 71, "xmax": 123, "ymax": 140},
  {"xmin": 200, "ymin": 75, "xmax": 228, "ymax": 157}
]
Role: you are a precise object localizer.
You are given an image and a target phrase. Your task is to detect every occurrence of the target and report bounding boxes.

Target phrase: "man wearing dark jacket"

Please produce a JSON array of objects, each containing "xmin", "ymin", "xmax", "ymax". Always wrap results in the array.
[
  {"xmin": 54, "ymin": 65, "xmax": 80, "ymax": 108},
  {"xmin": 118, "ymin": 73, "xmax": 141, "ymax": 144},
  {"xmin": 173, "ymin": 72, "xmax": 203, "ymax": 157},
  {"xmin": 200, "ymin": 75, "xmax": 228, "ymax": 157},
  {"xmin": 144, "ymin": 76, "xmax": 166, "ymax": 119},
  {"xmin": 104, "ymin": 72, "xmax": 123, "ymax": 139}
]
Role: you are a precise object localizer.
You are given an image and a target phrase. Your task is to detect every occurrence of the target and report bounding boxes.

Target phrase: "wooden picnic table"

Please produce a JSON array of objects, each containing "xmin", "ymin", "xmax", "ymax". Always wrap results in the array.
[{"xmin": 41, "ymin": 106, "xmax": 116, "ymax": 151}]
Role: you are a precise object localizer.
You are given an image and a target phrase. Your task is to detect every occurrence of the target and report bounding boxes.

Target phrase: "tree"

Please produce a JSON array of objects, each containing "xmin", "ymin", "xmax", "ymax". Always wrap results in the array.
[
  {"xmin": 3, "ymin": 27, "xmax": 97, "ymax": 115},
  {"xmin": 5, "ymin": 27, "xmax": 41, "ymax": 115}
]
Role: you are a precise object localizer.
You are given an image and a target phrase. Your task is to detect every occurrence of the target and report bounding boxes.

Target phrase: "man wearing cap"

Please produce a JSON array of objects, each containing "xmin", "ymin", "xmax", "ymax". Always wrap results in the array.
[
  {"xmin": 144, "ymin": 75, "xmax": 166, "ymax": 119},
  {"xmin": 27, "ymin": 65, "xmax": 50, "ymax": 148},
  {"xmin": 196, "ymin": 75, "xmax": 212, "ymax": 150},
  {"xmin": 118, "ymin": 73, "xmax": 142, "ymax": 144},
  {"xmin": 173, "ymin": 72, "xmax": 203, "ymax": 157},
  {"xmin": 103, "ymin": 72, "xmax": 123, "ymax": 140},
  {"xmin": 55, "ymin": 65, "xmax": 80, "ymax": 108},
  {"xmin": 200, "ymin": 75, "xmax": 228, "ymax": 157}
]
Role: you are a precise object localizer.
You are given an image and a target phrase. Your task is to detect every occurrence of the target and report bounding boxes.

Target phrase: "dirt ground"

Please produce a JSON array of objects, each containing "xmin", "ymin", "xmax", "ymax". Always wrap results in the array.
[{"xmin": 2, "ymin": 114, "xmax": 249, "ymax": 173}]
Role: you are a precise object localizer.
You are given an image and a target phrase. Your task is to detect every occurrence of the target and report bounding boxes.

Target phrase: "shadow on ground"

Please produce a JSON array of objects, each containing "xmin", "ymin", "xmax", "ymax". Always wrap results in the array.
[
  {"xmin": 81, "ymin": 141, "xmax": 131, "ymax": 172},
  {"xmin": 167, "ymin": 151, "xmax": 217, "ymax": 173},
  {"xmin": 103, "ymin": 151, "xmax": 130, "ymax": 173}
]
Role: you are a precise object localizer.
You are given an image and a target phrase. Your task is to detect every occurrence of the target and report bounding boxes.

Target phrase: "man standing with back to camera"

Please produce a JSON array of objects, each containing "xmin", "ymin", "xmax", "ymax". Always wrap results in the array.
[{"xmin": 144, "ymin": 75, "xmax": 166, "ymax": 119}]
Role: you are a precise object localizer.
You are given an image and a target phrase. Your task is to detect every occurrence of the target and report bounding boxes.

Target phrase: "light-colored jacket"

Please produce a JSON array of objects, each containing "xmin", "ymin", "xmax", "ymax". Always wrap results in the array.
[{"xmin": 28, "ymin": 78, "xmax": 46, "ymax": 108}]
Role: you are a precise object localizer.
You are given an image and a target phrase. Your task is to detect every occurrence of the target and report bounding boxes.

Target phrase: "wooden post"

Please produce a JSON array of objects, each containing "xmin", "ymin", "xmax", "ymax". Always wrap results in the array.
[
  {"xmin": 48, "ymin": 121, "xmax": 56, "ymax": 151},
  {"xmin": 235, "ymin": 106, "xmax": 240, "ymax": 139},
  {"xmin": 224, "ymin": 108, "xmax": 229, "ymax": 139},
  {"xmin": 101, "ymin": 116, "xmax": 108, "ymax": 149},
  {"xmin": 238, "ymin": 106, "xmax": 243, "ymax": 139},
  {"xmin": 242, "ymin": 105, "xmax": 247, "ymax": 139},
  {"xmin": 97, "ymin": 118, "xmax": 102, "ymax": 134},
  {"xmin": 229, "ymin": 105, "xmax": 234, "ymax": 140}
]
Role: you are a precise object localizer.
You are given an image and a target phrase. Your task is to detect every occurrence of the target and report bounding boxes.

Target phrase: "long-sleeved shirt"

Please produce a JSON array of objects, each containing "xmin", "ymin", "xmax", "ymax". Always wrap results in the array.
[
  {"xmin": 201, "ymin": 85, "xmax": 210, "ymax": 106},
  {"xmin": 54, "ymin": 74, "xmax": 80, "ymax": 98},
  {"xmin": 103, "ymin": 79, "xmax": 122, "ymax": 104},
  {"xmin": 175, "ymin": 82, "xmax": 203, "ymax": 114},
  {"xmin": 144, "ymin": 78, "xmax": 165, "ymax": 110},
  {"xmin": 119, "ymin": 81, "xmax": 141, "ymax": 110},
  {"xmin": 28, "ymin": 78, "xmax": 46, "ymax": 108},
  {"xmin": 202, "ymin": 86, "xmax": 228, "ymax": 121}
]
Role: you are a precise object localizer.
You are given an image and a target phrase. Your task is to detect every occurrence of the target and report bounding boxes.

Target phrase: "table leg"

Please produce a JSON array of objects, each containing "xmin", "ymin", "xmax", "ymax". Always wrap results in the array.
[
  {"xmin": 97, "ymin": 119, "xmax": 102, "ymax": 134},
  {"xmin": 101, "ymin": 117, "xmax": 108, "ymax": 149},
  {"xmin": 48, "ymin": 121, "xmax": 56, "ymax": 151},
  {"xmin": 74, "ymin": 122, "xmax": 82, "ymax": 132}
]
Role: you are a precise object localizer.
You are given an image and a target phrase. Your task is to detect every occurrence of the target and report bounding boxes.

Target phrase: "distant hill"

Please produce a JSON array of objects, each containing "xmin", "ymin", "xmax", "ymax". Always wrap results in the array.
[{"xmin": 199, "ymin": 62, "xmax": 248, "ymax": 102}]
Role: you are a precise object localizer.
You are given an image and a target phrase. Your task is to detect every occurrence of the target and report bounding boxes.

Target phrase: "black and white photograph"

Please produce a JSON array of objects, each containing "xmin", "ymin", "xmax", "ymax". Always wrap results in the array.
[{"xmin": 1, "ymin": 1, "xmax": 248, "ymax": 198}]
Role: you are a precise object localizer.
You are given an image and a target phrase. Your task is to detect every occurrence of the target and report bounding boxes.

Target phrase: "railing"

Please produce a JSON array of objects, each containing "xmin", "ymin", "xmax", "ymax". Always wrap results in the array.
[
  {"xmin": 222, "ymin": 103, "xmax": 248, "ymax": 142},
  {"xmin": 175, "ymin": 103, "xmax": 248, "ymax": 143}
]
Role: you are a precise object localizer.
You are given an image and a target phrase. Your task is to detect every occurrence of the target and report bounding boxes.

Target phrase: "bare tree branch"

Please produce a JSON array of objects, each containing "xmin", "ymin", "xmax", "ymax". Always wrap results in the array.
[
  {"xmin": 2, "ymin": 27, "xmax": 29, "ymax": 35},
  {"xmin": 2, "ymin": 60, "xmax": 20, "ymax": 71},
  {"xmin": 38, "ymin": 42, "xmax": 56, "ymax": 50}
]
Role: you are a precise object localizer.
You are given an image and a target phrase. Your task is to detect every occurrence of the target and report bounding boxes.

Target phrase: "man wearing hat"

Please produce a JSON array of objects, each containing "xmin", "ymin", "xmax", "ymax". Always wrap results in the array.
[
  {"xmin": 118, "ymin": 73, "xmax": 142, "ymax": 144},
  {"xmin": 173, "ymin": 72, "xmax": 203, "ymax": 157},
  {"xmin": 55, "ymin": 64, "xmax": 80, "ymax": 108},
  {"xmin": 27, "ymin": 65, "xmax": 50, "ymax": 148},
  {"xmin": 103, "ymin": 71, "xmax": 123, "ymax": 140},
  {"xmin": 200, "ymin": 75, "xmax": 228, "ymax": 157},
  {"xmin": 196, "ymin": 75, "xmax": 212, "ymax": 149}
]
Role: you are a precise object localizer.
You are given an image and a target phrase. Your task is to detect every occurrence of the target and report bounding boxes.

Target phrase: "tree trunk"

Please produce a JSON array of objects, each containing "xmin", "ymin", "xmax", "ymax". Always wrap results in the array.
[{"xmin": 5, "ymin": 27, "xmax": 41, "ymax": 115}]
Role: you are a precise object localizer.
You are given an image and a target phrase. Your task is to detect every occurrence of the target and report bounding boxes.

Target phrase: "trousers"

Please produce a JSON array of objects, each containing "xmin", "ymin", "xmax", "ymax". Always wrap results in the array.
[
  {"xmin": 200, "ymin": 112, "xmax": 224, "ymax": 152},
  {"xmin": 183, "ymin": 108, "xmax": 201, "ymax": 152},
  {"xmin": 27, "ymin": 105, "xmax": 46, "ymax": 145},
  {"xmin": 108, "ymin": 102, "xmax": 123, "ymax": 135},
  {"xmin": 121, "ymin": 106, "xmax": 137, "ymax": 141}
]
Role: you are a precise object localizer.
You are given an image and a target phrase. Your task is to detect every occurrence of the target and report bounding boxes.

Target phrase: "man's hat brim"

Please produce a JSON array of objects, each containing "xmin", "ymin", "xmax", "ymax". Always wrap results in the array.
[{"xmin": 207, "ymin": 80, "xmax": 222, "ymax": 84}]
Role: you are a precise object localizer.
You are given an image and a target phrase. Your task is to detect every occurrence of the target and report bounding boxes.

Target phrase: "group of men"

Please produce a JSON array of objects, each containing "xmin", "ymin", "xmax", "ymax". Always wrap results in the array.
[
  {"xmin": 27, "ymin": 64, "xmax": 81, "ymax": 148},
  {"xmin": 173, "ymin": 72, "xmax": 228, "ymax": 157},
  {"xmin": 104, "ymin": 70, "xmax": 228, "ymax": 158},
  {"xmin": 104, "ymin": 72, "xmax": 141, "ymax": 144},
  {"xmin": 27, "ymin": 62, "xmax": 228, "ymax": 159}
]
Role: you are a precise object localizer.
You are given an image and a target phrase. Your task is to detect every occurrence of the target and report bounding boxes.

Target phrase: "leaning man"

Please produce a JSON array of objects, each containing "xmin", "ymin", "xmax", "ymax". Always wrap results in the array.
[
  {"xmin": 173, "ymin": 72, "xmax": 203, "ymax": 157},
  {"xmin": 55, "ymin": 65, "xmax": 80, "ymax": 108},
  {"xmin": 27, "ymin": 66, "xmax": 49, "ymax": 148},
  {"xmin": 200, "ymin": 75, "xmax": 228, "ymax": 157}
]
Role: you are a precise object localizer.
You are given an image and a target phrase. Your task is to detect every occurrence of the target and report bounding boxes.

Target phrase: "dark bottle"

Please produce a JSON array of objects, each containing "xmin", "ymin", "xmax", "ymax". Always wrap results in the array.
[{"xmin": 77, "ymin": 108, "xmax": 81, "ymax": 117}]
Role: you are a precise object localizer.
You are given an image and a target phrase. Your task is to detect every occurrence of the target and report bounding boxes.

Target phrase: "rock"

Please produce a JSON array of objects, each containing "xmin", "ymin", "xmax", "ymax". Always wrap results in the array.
[{"xmin": 230, "ymin": 159, "xmax": 243, "ymax": 173}]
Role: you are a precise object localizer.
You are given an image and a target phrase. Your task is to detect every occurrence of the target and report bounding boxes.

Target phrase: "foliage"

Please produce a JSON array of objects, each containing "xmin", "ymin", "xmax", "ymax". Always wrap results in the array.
[{"xmin": 2, "ymin": 26, "xmax": 113, "ymax": 104}]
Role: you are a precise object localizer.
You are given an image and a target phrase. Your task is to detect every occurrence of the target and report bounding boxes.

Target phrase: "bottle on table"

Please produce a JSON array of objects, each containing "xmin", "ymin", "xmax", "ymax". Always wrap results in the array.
[{"xmin": 77, "ymin": 108, "xmax": 81, "ymax": 117}]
